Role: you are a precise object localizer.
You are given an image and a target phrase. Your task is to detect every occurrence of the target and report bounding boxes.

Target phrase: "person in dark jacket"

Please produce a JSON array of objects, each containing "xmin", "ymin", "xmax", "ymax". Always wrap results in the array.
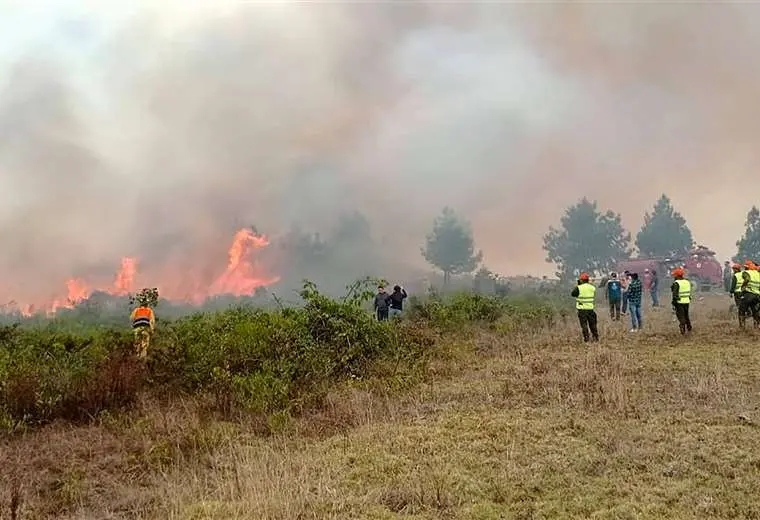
[
  {"xmin": 374, "ymin": 285, "xmax": 391, "ymax": 321},
  {"xmin": 650, "ymin": 270, "xmax": 659, "ymax": 307},
  {"xmin": 388, "ymin": 285, "xmax": 408, "ymax": 319},
  {"xmin": 627, "ymin": 272, "xmax": 643, "ymax": 331}
]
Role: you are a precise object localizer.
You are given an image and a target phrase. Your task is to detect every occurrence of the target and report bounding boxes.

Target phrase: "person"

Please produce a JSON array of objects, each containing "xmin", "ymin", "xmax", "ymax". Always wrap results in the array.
[
  {"xmin": 620, "ymin": 271, "xmax": 631, "ymax": 315},
  {"xmin": 570, "ymin": 272, "xmax": 599, "ymax": 342},
  {"xmin": 130, "ymin": 288, "xmax": 157, "ymax": 358},
  {"xmin": 627, "ymin": 272, "xmax": 643, "ymax": 332},
  {"xmin": 671, "ymin": 268, "xmax": 692, "ymax": 335},
  {"xmin": 643, "ymin": 268, "xmax": 652, "ymax": 299},
  {"xmin": 388, "ymin": 285, "xmax": 408, "ymax": 319},
  {"xmin": 729, "ymin": 263, "xmax": 745, "ymax": 322},
  {"xmin": 374, "ymin": 285, "xmax": 391, "ymax": 321},
  {"xmin": 650, "ymin": 270, "xmax": 659, "ymax": 307},
  {"xmin": 605, "ymin": 272, "xmax": 622, "ymax": 321},
  {"xmin": 724, "ymin": 260, "xmax": 734, "ymax": 293},
  {"xmin": 739, "ymin": 261, "xmax": 760, "ymax": 328}
]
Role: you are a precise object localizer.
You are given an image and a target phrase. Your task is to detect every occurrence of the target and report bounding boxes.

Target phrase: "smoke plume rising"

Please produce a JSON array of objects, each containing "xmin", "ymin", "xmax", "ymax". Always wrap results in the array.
[{"xmin": 2, "ymin": 2, "xmax": 760, "ymax": 307}]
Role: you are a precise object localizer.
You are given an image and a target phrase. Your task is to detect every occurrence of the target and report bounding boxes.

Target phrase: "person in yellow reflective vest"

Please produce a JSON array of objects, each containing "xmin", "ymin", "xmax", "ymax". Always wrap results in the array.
[
  {"xmin": 570, "ymin": 272, "xmax": 599, "ymax": 342},
  {"xmin": 739, "ymin": 261, "xmax": 760, "ymax": 328},
  {"xmin": 670, "ymin": 268, "xmax": 692, "ymax": 335},
  {"xmin": 729, "ymin": 263, "xmax": 746, "ymax": 323}
]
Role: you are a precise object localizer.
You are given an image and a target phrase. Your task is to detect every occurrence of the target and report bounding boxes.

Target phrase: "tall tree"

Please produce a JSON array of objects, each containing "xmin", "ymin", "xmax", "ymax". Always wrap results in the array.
[
  {"xmin": 422, "ymin": 207, "xmax": 483, "ymax": 285},
  {"xmin": 635, "ymin": 194, "xmax": 694, "ymax": 259},
  {"xmin": 735, "ymin": 206, "xmax": 760, "ymax": 262},
  {"xmin": 543, "ymin": 197, "xmax": 632, "ymax": 281}
]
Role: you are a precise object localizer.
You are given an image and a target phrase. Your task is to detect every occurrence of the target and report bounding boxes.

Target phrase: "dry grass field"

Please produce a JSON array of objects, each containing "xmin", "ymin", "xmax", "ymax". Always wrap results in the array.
[{"xmin": 3, "ymin": 293, "xmax": 760, "ymax": 519}]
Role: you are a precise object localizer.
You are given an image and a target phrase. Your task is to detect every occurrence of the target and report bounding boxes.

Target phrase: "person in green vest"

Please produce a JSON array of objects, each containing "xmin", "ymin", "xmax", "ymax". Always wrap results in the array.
[
  {"xmin": 670, "ymin": 268, "xmax": 692, "ymax": 335},
  {"xmin": 570, "ymin": 272, "xmax": 599, "ymax": 342},
  {"xmin": 739, "ymin": 261, "xmax": 760, "ymax": 328}
]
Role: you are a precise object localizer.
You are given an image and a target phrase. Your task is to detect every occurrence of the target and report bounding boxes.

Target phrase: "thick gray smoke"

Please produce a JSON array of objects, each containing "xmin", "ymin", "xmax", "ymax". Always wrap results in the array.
[{"xmin": 2, "ymin": 2, "xmax": 760, "ymax": 306}]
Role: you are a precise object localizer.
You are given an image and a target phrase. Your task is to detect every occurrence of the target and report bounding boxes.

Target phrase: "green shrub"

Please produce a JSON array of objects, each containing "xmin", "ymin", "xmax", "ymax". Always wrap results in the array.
[
  {"xmin": 0, "ymin": 280, "xmax": 561, "ymax": 431},
  {"xmin": 406, "ymin": 291, "xmax": 558, "ymax": 333},
  {"xmin": 0, "ymin": 327, "xmax": 142, "ymax": 426}
]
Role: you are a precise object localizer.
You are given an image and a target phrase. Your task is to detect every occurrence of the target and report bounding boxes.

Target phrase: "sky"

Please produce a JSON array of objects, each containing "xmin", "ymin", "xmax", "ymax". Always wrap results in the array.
[{"xmin": 1, "ymin": 1, "xmax": 760, "ymax": 305}]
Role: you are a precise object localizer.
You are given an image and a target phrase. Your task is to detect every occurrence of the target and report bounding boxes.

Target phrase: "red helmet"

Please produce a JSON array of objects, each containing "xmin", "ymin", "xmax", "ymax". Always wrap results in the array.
[
  {"xmin": 672, "ymin": 267, "xmax": 685, "ymax": 277},
  {"xmin": 579, "ymin": 272, "xmax": 590, "ymax": 281}
]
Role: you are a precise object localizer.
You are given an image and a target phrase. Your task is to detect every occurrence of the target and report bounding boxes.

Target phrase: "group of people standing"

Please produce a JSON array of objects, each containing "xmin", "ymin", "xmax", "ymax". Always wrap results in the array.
[
  {"xmin": 571, "ymin": 268, "xmax": 692, "ymax": 342},
  {"xmin": 374, "ymin": 284, "xmax": 408, "ymax": 321},
  {"xmin": 726, "ymin": 261, "xmax": 760, "ymax": 328},
  {"xmin": 602, "ymin": 269, "xmax": 660, "ymax": 332}
]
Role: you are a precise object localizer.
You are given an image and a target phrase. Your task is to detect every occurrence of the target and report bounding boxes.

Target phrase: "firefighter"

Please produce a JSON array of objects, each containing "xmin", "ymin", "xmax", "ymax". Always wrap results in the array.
[
  {"xmin": 671, "ymin": 268, "xmax": 692, "ymax": 335},
  {"xmin": 729, "ymin": 263, "xmax": 745, "ymax": 323},
  {"xmin": 130, "ymin": 288, "xmax": 158, "ymax": 359},
  {"xmin": 739, "ymin": 261, "xmax": 760, "ymax": 328},
  {"xmin": 570, "ymin": 272, "xmax": 599, "ymax": 342}
]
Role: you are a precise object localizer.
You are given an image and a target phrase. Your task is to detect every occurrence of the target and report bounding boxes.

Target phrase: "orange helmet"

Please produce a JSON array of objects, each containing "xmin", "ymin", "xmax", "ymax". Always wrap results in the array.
[
  {"xmin": 579, "ymin": 272, "xmax": 590, "ymax": 281},
  {"xmin": 745, "ymin": 260, "xmax": 755, "ymax": 270},
  {"xmin": 733, "ymin": 263, "xmax": 742, "ymax": 271},
  {"xmin": 672, "ymin": 267, "xmax": 685, "ymax": 277}
]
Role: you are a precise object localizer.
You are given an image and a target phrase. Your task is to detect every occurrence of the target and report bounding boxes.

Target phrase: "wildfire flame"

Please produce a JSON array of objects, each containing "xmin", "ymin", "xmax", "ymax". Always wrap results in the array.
[
  {"xmin": 113, "ymin": 257, "xmax": 138, "ymax": 295},
  {"xmin": 207, "ymin": 228, "xmax": 279, "ymax": 298},
  {"xmin": 5, "ymin": 228, "xmax": 279, "ymax": 317}
]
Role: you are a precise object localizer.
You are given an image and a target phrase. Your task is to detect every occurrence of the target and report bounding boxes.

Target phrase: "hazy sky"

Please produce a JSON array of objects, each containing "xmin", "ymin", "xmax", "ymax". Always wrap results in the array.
[{"xmin": 2, "ymin": 2, "xmax": 760, "ymax": 305}]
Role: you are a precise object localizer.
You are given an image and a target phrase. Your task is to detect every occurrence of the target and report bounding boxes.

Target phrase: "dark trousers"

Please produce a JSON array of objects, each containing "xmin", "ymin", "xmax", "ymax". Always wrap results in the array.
[
  {"xmin": 577, "ymin": 309, "xmax": 599, "ymax": 342},
  {"xmin": 376, "ymin": 308, "xmax": 389, "ymax": 321},
  {"xmin": 674, "ymin": 303, "xmax": 692, "ymax": 334},
  {"xmin": 735, "ymin": 293, "xmax": 748, "ymax": 324},
  {"xmin": 739, "ymin": 292, "xmax": 760, "ymax": 328},
  {"xmin": 609, "ymin": 299, "xmax": 621, "ymax": 320},
  {"xmin": 621, "ymin": 292, "xmax": 628, "ymax": 314}
]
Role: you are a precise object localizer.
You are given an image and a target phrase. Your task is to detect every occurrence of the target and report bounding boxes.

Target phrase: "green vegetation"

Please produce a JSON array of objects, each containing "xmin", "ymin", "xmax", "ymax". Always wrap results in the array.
[
  {"xmin": 636, "ymin": 194, "xmax": 694, "ymax": 258},
  {"xmin": 3, "ymin": 291, "xmax": 759, "ymax": 519},
  {"xmin": 0, "ymin": 280, "xmax": 558, "ymax": 433},
  {"xmin": 735, "ymin": 205, "xmax": 760, "ymax": 262},
  {"xmin": 422, "ymin": 206, "xmax": 483, "ymax": 285},
  {"xmin": 543, "ymin": 197, "xmax": 632, "ymax": 281}
]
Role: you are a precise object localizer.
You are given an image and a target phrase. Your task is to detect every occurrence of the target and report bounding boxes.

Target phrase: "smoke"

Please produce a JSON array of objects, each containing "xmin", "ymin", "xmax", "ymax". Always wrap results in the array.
[{"xmin": 2, "ymin": 2, "xmax": 760, "ymax": 305}]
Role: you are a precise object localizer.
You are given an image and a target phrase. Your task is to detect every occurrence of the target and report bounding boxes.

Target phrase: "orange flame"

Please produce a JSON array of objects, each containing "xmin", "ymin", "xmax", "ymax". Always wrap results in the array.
[
  {"xmin": 207, "ymin": 228, "xmax": 280, "ymax": 298},
  {"xmin": 8, "ymin": 229, "xmax": 279, "ymax": 317},
  {"xmin": 113, "ymin": 257, "xmax": 137, "ymax": 295}
]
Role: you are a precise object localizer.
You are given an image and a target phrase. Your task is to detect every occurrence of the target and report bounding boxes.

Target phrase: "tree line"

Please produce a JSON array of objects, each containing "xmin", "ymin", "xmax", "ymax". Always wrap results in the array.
[{"xmin": 419, "ymin": 196, "xmax": 760, "ymax": 283}]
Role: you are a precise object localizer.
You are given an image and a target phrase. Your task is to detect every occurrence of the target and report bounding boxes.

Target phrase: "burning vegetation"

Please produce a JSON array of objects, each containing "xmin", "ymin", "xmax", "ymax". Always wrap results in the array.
[{"xmin": 1, "ymin": 228, "xmax": 279, "ymax": 317}]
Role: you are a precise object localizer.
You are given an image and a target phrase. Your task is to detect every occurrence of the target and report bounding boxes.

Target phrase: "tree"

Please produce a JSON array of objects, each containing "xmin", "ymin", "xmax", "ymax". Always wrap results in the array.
[
  {"xmin": 543, "ymin": 197, "xmax": 632, "ymax": 281},
  {"xmin": 422, "ymin": 207, "xmax": 483, "ymax": 285},
  {"xmin": 735, "ymin": 206, "xmax": 760, "ymax": 262},
  {"xmin": 635, "ymin": 194, "xmax": 694, "ymax": 259}
]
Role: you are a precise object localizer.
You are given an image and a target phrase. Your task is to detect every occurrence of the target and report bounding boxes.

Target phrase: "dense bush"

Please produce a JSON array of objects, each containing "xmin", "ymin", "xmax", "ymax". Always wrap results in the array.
[
  {"xmin": 0, "ymin": 281, "xmax": 560, "ymax": 431},
  {"xmin": 0, "ymin": 326, "xmax": 141, "ymax": 429},
  {"xmin": 406, "ymin": 290, "xmax": 559, "ymax": 331}
]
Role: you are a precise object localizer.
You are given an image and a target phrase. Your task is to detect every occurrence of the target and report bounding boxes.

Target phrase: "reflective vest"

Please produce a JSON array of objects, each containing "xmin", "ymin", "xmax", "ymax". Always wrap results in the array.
[
  {"xmin": 747, "ymin": 269, "xmax": 760, "ymax": 295},
  {"xmin": 131, "ymin": 306, "xmax": 154, "ymax": 328},
  {"xmin": 675, "ymin": 279, "xmax": 692, "ymax": 304},
  {"xmin": 576, "ymin": 283, "xmax": 596, "ymax": 310},
  {"xmin": 735, "ymin": 271, "xmax": 744, "ymax": 294}
]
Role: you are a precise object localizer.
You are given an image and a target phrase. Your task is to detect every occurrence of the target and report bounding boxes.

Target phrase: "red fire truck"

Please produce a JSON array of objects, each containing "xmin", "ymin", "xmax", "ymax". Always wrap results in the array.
[{"xmin": 616, "ymin": 245, "xmax": 723, "ymax": 292}]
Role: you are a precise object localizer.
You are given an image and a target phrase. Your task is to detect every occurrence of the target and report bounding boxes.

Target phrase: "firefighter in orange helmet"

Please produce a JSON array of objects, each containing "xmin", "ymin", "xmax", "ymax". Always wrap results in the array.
[
  {"xmin": 570, "ymin": 272, "xmax": 599, "ymax": 342},
  {"xmin": 671, "ymin": 268, "xmax": 692, "ymax": 335},
  {"xmin": 130, "ymin": 288, "xmax": 158, "ymax": 358},
  {"xmin": 739, "ymin": 261, "xmax": 760, "ymax": 328}
]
